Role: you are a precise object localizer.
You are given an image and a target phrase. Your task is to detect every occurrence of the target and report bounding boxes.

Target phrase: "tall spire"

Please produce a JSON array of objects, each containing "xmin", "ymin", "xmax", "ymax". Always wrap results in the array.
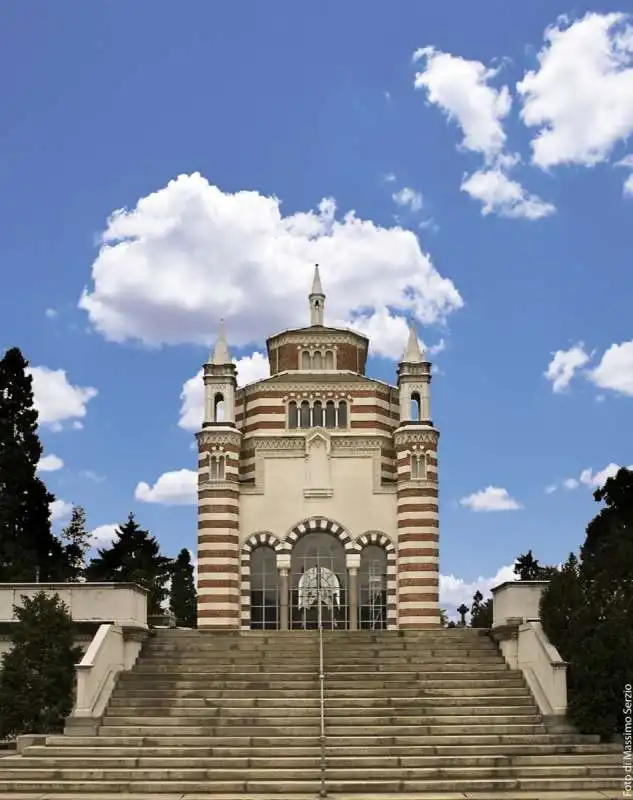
[
  {"xmin": 402, "ymin": 321, "xmax": 423, "ymax": 363},
  {"xmin": 309, "ymin": 263, "xmax": 325, "ymax": 326},
  {"xmin": 211, "ymin": 318, "xmax": 231, "ymax": 365}
]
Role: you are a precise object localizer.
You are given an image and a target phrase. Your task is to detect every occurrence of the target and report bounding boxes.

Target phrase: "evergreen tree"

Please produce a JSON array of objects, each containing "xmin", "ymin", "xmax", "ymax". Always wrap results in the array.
[
  {"xmin": 0, "ymin": 592, "xmax": 82, "ymax": 740},
  {"xmin": 514, "ymin": 550, "xmax": 543, "ymax": 580},
  {"xmin": 0, "ymin": 347, "xmax": 66, "ymax": 581},
  {"xmin": 540, "ymin": 467, "xmax": 633, "ymax": 739},
  {"xmin": 470, "ymin": 589, "xmax": 493, "ymax": 628},
  {"xmin": 169, "ymin": 548, "xmax": 197, "ymax": 627},
  {"xmin": 85, "ymin": 513, "xmax": 172, "ymax": 615},
  {"xmin": 60, "ymin": 506, "xmax": 91, "ymax": 581}
]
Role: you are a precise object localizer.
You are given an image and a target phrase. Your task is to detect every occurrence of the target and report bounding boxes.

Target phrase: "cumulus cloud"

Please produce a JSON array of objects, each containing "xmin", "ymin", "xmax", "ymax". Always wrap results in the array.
[
  {"xmin": 135, "ymin": 469, "xmax": 197, "ymax": 505},
  {"xmin": 78, "ymin": 174, "xmax": 462, "ymax": 357},
  {"xmin": 89, "ymin": 524, "xmax": 119, "ymax": 549},
  {"xmin": 517, "ymin": 12, "xmax": 633, "ymax": 169},
  {"xmin": 413, "ymin": 47, "xmax": 511, "ymax": 160},
  {"xmin": 392, "ymin": 187, "xmax": 423, "ymax": 212},
  {"xmin": 440, "ymin": 564, "xmax": 517, "ymax": 613},
  {"xmin": 413, "ymin": 48, "xmax": 553, "ymax": 218},
  {"xmin": 460, "ymin": 486, "xmax": 523, "ymax": 512},
  {"xmin": 37, "ymin": 454, "xmax": 64, "ymax": 472},
  {"xmin": 544, "ymin": 343, "xmax": 591, "ymax": 392},
  {"xmin": 179, "ymin": 351, "xmax": 271, "ymax": 432},
  {"xmin": 28, "ymin": 366, "xmax": 97, "ymax": 431},
  {"xmin": 50, "ymin": 499, "xmax": 73, "ymax": 521},
  {"xmin": 580, "ymin": 463, "xmax": 633, "ymax": 488},
  {"xmin": 588, "ymin": 340, "xmax": 633, "ymax": 397},
  {"xmin": 461, "ymin": 168, "xmax": 555, "ymax": 219}
]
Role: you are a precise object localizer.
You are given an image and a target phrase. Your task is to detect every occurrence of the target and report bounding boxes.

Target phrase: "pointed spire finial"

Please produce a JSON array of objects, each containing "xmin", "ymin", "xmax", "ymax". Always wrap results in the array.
[
  {"xmin": 211, "ymin": 318, "xmax": 231, "ymax": 365},
  {"xmin": 311, "ymin": 263, "xmax": 324, "ymax": 296},
  {"xmin": 402, "ymin": 320, "xmax": 423, "ymax": 363}
]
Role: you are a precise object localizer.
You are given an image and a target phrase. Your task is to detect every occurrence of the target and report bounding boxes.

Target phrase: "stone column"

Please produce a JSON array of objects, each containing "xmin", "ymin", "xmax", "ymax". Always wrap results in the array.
[
  {"xmin": 277, "ymin": 553, "xmax": 291, "ymax": 631},
  {"xmin": 346, "ymin": 553, "xmax": 361, "ymax": 631}
]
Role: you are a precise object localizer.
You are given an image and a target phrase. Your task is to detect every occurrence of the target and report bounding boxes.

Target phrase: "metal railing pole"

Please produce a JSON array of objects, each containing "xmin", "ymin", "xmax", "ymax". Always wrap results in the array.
[{"xmin": 317, "ymin": 567, "xmax": 327, "ymax": 797}]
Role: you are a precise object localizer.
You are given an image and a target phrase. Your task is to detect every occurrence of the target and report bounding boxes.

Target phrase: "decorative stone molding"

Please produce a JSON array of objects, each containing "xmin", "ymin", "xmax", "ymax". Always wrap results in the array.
[
  {"xmin": 197, "ymin": 430, "xmax": 243, "ymax": 446},
  {"xmin": 393, "ymin": 428, "xmax": 439, "ymax": 446},
  {"xmin": 242, "ymin": 531, "xmax": 285, "ymax": 553},
  {"xmin": 271, "ymin": 331, "xmax": 367, "ymax": 348}
]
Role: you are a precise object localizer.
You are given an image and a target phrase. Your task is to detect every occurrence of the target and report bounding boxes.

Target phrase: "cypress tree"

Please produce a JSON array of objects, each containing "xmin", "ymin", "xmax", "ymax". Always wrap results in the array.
[
  {"xmin": 169, "ymin": 548, "xmax": 197, "ymax": 627},
  {"xmin": 0, "ymin": 347, "xmax": 66, "ymax": 581},
  {"xmin": 0, "ymin": 592, "xmax": 82, "ymax": 740},
  {"xmin": 85, "ymin": 513, "xmax": 172, "ymax": 615},
  {"xmin": 60, "ymin": 506, "xmax": 91, "ymax": 582}
]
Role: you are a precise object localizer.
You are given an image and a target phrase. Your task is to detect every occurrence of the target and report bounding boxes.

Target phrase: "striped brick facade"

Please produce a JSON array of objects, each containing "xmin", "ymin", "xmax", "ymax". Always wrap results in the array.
[
  {"xmin": 198, "ymin": 272, "xmax": 440, "ymax": 631},
  {"xmin": 197, "ymin": 427, "xmax": 243, "ymax": 629},
  {"xmin": 394, "ymin": 425, "xmax": 441, "ymax": 628}
]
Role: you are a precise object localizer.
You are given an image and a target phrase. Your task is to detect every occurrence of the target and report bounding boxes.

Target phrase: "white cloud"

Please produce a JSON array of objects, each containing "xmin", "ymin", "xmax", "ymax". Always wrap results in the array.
[
  {"xmin": 563, "ymin": 477, "xmax": 579, "ymax": 490},
  {"xmin": 179, "ymin": 351, "xmax": 271, "ymax": 432},
  {"xmin": 45, "ymin": 308, "xmax": 58, "ymax": 319},
  {"xmin": 89, "ymin": 524, "xmax": 119, "ymax": 549},
  {"xmin": 461, "ymin": 168, "xmax": 555, "ymax": 219},
  {"xmin": 616, "ymin": 154, "xmax": 633, "ymax": 195},
  {"xmin": 517, "ymin": 12, "xmax": 633, "ymax": 169},
  {"xmin": 588, "ymin": 340, "xmax": 633, "ymax": 397},
  {"xmin": 412, "ymin": 47, "xmax": 554, "ymax": 219},
  {"xmin": 580, "ymin": 462, "xmax": 632, "ymax": 488},
  {"xmin": 28, "ymin": 366, "xmax": 97, "ymax": 431},
  {"xmin": 37, "ymin": 454, "xmax": 64, "ymax": 472},
  {"xmin": 78, "ymin": 174, "xmax": 462, "ymax": 359},
  {"xmin": 545, "ymin": 484, "xmax": 557, "ymax": 494},
  {"xmin": 459, "ymin": 486, "xmax": 523, "ymax": 512},
  {"xmin": 544, "ymin": 343, "xmax": 590, "ymax": 392},
  {"xmin": 392, "ymin": 187, "xmax": 423, "ymax": 212},
  {"xmin": 384, "ymin": 172, "xmax": 397, "ymax": 183},
  {"xmin": 440, "ymin": 564, "xmax": 516, "ymax": 611},
  {"xmin": 50, "ymin": 499, "xmax": 72, "ymax": 521},
  {"xmin": 80, "ymin": 470, "xmax": 106, "ymax": 483},
  {"xmin": 135, "ymin": 469, "xmax": 197, "ymax": 505},
  {"xmin": 413, "ymin": 47, "xmax": 511, "ymax": 161}
]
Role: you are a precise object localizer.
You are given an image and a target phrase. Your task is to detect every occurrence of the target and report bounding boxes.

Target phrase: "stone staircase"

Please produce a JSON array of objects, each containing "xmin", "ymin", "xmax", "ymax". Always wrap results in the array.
[{"xmin": 0, "ymin": 627, "xmax": 623, "ymax": 798}]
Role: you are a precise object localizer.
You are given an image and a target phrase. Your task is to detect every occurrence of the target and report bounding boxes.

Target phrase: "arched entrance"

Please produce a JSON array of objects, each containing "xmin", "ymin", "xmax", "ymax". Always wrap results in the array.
[{"xmin": 290, "ymin": 531, "xmax": 348, "ymax": 630}]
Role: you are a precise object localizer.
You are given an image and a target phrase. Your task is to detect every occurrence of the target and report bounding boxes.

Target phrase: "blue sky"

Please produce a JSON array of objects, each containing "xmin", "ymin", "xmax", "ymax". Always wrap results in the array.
[{"xmin": 1, "ymin": 2, "xmax": 632, "ymax": 612}]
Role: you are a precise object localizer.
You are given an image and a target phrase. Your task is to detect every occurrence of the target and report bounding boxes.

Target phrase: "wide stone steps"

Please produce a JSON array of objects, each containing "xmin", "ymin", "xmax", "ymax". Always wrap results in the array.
[{"xmin": 0, "ymin": 629, "xmax": 623, "ymax": 796}]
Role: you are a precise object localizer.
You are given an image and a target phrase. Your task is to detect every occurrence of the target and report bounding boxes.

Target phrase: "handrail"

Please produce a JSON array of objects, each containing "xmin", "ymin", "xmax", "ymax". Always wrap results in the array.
[{"xmin": 317, "ymin": 571, "xmax": 327, "ymax": 797}]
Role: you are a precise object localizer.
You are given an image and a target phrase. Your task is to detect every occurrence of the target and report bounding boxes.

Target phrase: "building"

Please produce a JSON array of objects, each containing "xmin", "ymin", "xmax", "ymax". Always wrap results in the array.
[{"xmin": 196, "ymin": 266, "xmax": 440, "ymax": 631}]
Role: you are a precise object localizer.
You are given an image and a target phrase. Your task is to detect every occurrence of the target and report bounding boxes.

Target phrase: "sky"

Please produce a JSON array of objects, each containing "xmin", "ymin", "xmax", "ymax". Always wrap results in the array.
[{"xmin": 1, "ymin": 2, "xmax": 632, "ymax": 616}]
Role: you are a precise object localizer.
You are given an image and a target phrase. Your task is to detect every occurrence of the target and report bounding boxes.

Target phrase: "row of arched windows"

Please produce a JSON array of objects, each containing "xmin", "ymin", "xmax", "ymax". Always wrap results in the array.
[
  {"xmin": 288, "ymin": 399, "xmax": 348, "ymax": 429},
  {"xmin": 301, "ymin": 350, "xmax": 336, "ymax": 370}
]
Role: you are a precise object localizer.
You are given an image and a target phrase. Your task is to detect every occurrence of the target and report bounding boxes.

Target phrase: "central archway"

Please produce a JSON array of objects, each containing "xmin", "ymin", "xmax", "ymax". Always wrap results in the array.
[{"xmin": 290, "ymin": 531, "xmax": 348, "ymax": 629}]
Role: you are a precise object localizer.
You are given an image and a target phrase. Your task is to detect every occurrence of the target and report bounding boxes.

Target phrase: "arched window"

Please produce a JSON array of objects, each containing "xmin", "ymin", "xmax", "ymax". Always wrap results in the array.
[
  {"xmin": 210, "ymin": 454, "xmax": 226, "ymax": 481},
  {"xmin": 410, "ymin": 452, "xmax": 426, "ymax": 480},
  {"xmin": 313, "ymin": 400, "xmax": 323, "ymax": 427},
  {"xmin": 301, "ymin": 351, "xmax": 311, "ymax": 370},
  {"xmin": 325, "ymin": 400, "xmax": 336, "ymax": 428},
  {"xmin": 214, "ymin": 392, "xmax": 225, "ymax": 422},
  {"xmin": 288, "ymin": 401, "xmax": 298, "ymax": 429},
  {"xmin": 313, "ymin": 351, "xmax": 323, "ymax": 370},
  {"xmin": 324, "ymin": 350, "xmax": 334, "ymax": 370},
  {"xmin": 337, "ymin": 400, "xmax": 347, "ymax": 428},
  {"xmin": 300, "ymin": 400, "xmax": 311, "ymax": 428},
  {"xmin": 410, "ymin": 391, "xmax": 421, "ymax": 421}
]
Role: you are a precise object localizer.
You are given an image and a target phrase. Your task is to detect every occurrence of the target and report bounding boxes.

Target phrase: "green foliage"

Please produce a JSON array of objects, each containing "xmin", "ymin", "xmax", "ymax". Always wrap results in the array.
[
  {"xmin": 470, "ymin": 590, "xmax": 493, "ymax": 628},
  {"xmin": 0, "ymin": 592, "xmax": 82, "ymax": 740},
  {"xmin": 169, "ymin": 548, "xmax": 197, "ymax": 627},
  {"xmin": 540, "ymin": 467, "xmax": 633, "ymax": 740},
  {"xmin": 0, "ymin": 347, "xmax": 67, "ymax": 581},
  {"xmin": 85, "ymin": 513, "xmax": 172, "ymax": 616},
  {"xmin": 60, "ymin": 506, "xmax": 91, "ymax": 582},
  {"xmin": 439, "ymin": 608, "xmax": 448, "ymax": 627}
]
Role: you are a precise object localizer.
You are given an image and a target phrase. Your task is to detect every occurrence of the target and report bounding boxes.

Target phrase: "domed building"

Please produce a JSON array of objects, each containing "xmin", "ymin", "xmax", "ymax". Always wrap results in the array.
[{"xmin": 196, "ymin": 266, "xmax": 440, "ymax": 631}]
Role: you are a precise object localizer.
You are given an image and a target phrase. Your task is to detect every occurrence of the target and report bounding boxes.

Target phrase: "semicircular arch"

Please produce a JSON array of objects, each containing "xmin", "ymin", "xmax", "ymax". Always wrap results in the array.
[{"xmin": 283, "ymin": 516, "xmax": 358, "ymax": 553}]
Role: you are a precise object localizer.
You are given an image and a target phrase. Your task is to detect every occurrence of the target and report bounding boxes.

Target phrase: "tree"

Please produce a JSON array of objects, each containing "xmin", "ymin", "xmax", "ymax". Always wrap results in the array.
[
  {"xmin": 439, "ymin": 608, "xmax": 448, "ymax": 627},
  {"xmin": 514, "ymin": 550, "xmax": 543, "ymax": 581},
  {"xmin": 60, "ymin": 506, "xmax": 91, "ymax": 582},
  {"xmin": 0, "ymin": 592, "xmax": 82, "ymax": 740},
  {"xmin": 0, "ymin": 347, "xmax": 67, "ymax": 581},
  {"xmin": 470, "ymin": 590, "xmax": 493, "ymax": 628},
  {"xmin": 169, "ymin": 548, "xmax": 197, "ymax": 627},
  {"xmin": 85, "ymin": 513, "xmax": 172, "ymax": 616},
  {"xmin": 540, "ymin": 467, "xmax": 633, "ymax": 740}
]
